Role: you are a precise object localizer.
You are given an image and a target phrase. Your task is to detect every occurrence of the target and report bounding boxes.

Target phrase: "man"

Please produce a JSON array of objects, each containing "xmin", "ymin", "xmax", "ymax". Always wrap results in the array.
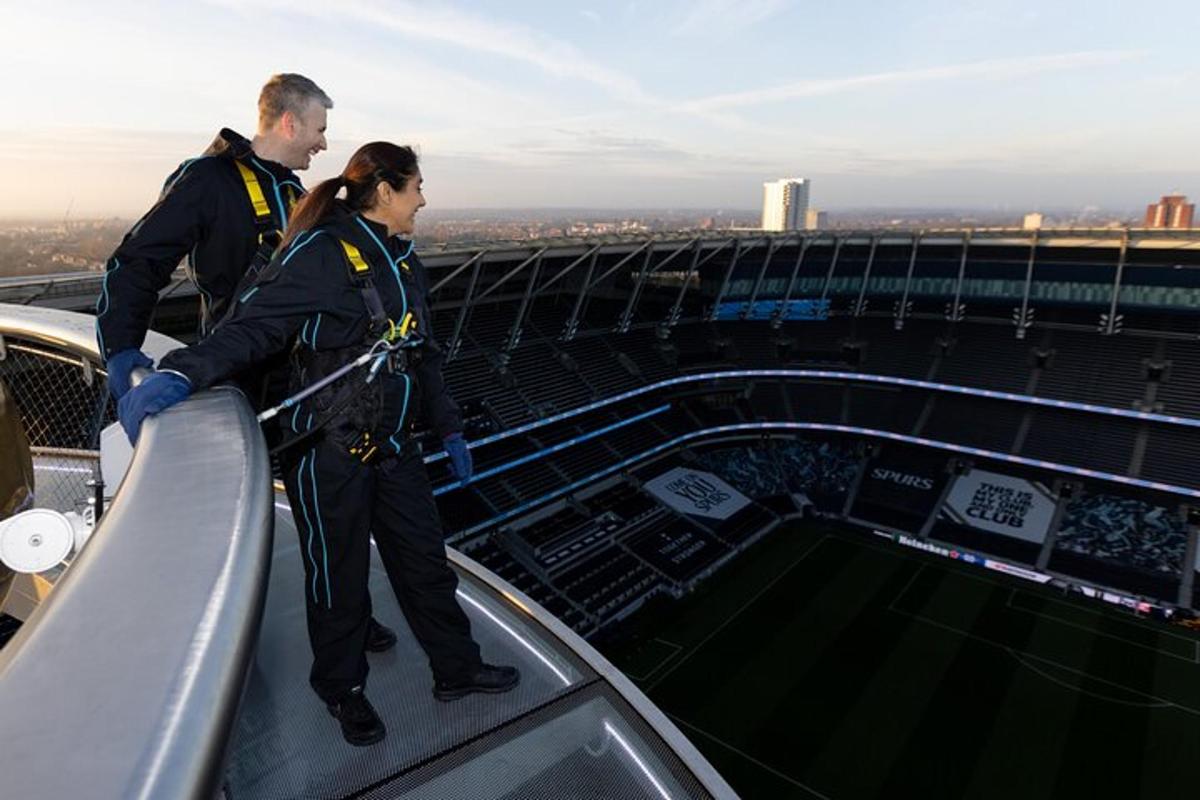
[
  {"xmin": 96, "ymin": 72, "xmax": 331, "ymax": 400},
  {"xmin": 96, "ymin": 73, "xmax": 398, "ymax": 655}
]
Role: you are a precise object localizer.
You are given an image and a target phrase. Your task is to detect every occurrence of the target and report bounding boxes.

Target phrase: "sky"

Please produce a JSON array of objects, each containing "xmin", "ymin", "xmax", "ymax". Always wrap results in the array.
[{"xmin": 0, "ymin": 0, "xmax": 1197, "ymax": 218}]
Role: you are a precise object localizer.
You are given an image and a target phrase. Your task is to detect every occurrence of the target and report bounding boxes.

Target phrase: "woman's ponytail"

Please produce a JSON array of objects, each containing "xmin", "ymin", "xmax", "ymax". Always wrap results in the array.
[{"xmin": 280, "ymin": 176, "xmax": 344, "ymax": 249}]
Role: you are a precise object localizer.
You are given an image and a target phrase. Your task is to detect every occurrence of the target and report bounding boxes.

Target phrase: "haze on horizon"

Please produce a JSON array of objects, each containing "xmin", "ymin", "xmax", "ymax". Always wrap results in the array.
[{"xmin": 0, "ymin": 0, "xmax": 1196, "ymax": 219}]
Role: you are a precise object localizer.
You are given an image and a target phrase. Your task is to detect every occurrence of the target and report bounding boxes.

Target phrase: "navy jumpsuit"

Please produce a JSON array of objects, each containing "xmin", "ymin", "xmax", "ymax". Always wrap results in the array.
[
  {"xmin": 96, "ymin": 128, "xmax": 303, "ymax": 359},
  {"xmin": 159, "ymin": 210, "xmax": 482, "ymax": 700}
]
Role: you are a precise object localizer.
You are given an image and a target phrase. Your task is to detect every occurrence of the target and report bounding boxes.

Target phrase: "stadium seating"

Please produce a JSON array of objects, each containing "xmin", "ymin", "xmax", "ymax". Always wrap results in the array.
[
  {"xmin": 919, "ymin": 395, "xmax": 1024, "ymax": 452},
  {"xmin": 775, "ymin": 440, "xmax": 859, "ymax": 509},
  {"xmin": 624, "ymin": 519, "xmax": 733, "ymax": 588},
  {"xmin": 712, "ymin": 503, "xmax": 779, "ymax": 547},
  {"xmin": 410, "ymin": 287, "xmax": 1200, "ymax": 623},
  {"xmin": 1020, "ymin": 409, "xmax": 1140, "ymax": 475},
  {"xmin": 111, "ymin": 279, "xmax": 1196, "ymax": 622},
  {"xmin": 693, "ymin": 446, "xmax": 787, "ymax": 498},
  {"xmin": 934, "ymin": 324, "xmax": 1031, "ymax": 391},
  {"xmin": 1141, "ymin": 427, "xmax": 1200, "ymax": 487},
  {"xmin": 1049, "ymin": 492, "xmax": 1188, "ymax": 599}
]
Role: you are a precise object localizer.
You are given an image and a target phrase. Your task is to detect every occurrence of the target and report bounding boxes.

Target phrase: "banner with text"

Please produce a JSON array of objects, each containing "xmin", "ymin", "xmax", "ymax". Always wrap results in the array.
[
  {"xmin": 941, "ymin": 468, "xmax": 1056, "ymax": 544},
  {"xmin": 644, "ymin": 467, "xmax": 751, "ymax": 521},
  {"xmin": 850, "ymin": 446, "xmax": 948, "ymax": 530}
]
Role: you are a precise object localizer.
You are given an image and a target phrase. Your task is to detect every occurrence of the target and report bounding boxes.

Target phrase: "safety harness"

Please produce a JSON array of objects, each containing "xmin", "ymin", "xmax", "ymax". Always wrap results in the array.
[
  {"xmin": 270, "ymin": 236, "xmax": 420, "ymax": 464},
  {"xmin": 212, "ymin": 159, "xmax": 298, "ymax": 335},
  {"xmin": 234, "ymin": 159, "xmax": 297, "ymax": 281}
]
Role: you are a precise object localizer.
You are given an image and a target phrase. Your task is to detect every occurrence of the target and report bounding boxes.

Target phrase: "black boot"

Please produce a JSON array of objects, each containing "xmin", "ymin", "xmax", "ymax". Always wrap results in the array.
[
  {"xmin": 365, "ymin": 616, "xmax": 398, "ymax": 653},
  {"xmin": 433, "ymin": 664, "xmax": 521, "ymax": 702},
  {"xmin": 326, "ymin": 686, "xmax": 386, "ymax": 746}
]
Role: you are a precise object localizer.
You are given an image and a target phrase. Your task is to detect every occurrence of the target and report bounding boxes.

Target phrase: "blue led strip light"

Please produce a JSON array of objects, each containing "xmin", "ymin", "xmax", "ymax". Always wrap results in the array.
[
  {"xmin": 443, "ymin": 421, "xmax": 1200, "ymax": 542},
  {"xmin": 444, "ymin": 404, "xmax": 671, "ymax": 488},
  {"xmin": 424, "ymin": 367, "xmax": 1200, "ymax": 466}
]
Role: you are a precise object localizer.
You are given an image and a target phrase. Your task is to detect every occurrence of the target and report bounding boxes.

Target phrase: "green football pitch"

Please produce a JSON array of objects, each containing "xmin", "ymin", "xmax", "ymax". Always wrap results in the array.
[{"xmin": 601, "ymin": 523, "xmax": 1200, "ymax": 799}]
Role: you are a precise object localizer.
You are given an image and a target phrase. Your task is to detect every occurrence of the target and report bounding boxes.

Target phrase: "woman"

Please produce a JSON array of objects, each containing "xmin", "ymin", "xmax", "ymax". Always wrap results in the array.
[{"xmin": 118, "ymin": 142, "xmax": 519, "ymax": 747}]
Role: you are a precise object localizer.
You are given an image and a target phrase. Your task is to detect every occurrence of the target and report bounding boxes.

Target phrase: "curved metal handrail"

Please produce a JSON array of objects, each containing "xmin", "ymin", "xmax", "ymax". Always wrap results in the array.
[
  {"xmin": 0, "ymin": 303, "xmax": 181, "ymax": 364},
  {"xmin": 0, "ymin": 304, "xmax": 273, "ymax": 799}
]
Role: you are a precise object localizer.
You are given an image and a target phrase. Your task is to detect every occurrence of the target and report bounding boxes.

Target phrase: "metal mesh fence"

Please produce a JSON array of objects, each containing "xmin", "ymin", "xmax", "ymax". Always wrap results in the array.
[{"xmin": 0, "ymin": 338, "xmax": 114, "ymax": 513}]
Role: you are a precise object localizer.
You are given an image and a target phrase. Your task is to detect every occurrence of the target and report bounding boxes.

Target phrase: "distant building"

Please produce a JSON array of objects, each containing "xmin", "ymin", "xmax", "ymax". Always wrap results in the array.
[
  {"xmin": 762, "ymin": 178, "xmax": 809, "ymax": 231},
  {"xmin": 1144, "ymin": 194, "xmax": 1194, "ymax": 229},
  {"xmin": 1022, "ymin": 212, "xmax": 1044, "ymax": 230},
  {"xmin": 804, "ymin": 209, "xmax": 828, "ymax": 230}
]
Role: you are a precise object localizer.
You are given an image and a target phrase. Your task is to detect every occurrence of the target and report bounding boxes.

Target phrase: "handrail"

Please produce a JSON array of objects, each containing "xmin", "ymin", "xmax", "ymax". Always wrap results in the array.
[
  {"xmin": 0, "ymin": 304, "xmax": 273, "ymax": 799},
  {"xmin": 0, "ymin": 303, "xmax": 181, "ymax": 363}
]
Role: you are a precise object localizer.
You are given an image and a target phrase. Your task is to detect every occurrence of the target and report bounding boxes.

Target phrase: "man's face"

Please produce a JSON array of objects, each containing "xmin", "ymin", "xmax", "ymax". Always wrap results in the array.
[{"xmin": 284, "ymin": 99, "xmax": 328, "ymax": 170}]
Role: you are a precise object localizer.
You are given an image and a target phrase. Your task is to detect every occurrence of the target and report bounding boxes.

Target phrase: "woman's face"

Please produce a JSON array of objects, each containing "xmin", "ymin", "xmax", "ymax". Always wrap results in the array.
[{"xmin": 380, "ymin": 172, "xmax": 426, "ymax": 236}]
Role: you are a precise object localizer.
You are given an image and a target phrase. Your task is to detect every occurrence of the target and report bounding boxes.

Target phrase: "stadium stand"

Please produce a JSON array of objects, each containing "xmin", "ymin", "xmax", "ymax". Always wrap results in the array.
[
  {"xmin": 785, "ymin": 380, "xmax": 845, "ymax": 424},
  {"xmin": 775, "ymin": 439, "xmax": 860, "ymax": 510},
  {"xmin": 556, "ymin": 546, "xmax": 660, "ymax": 620},
  {"xmin": 710, "ymin": 503, "xmax": 779, "ymax": 547},
  {"xmin": 1141, "ymin": 427, "xmax": 1200, "ymax": 489},
  {"xmin": 582, "ymin": 480, "xmax": 659, "ymax": 519},
  {"xmin": 747, "ymin": 381, "xmax": 790, "ymax": 421},
  {"xmin": 554, "ymin": 333, "xmax": 642, "ymax": 398},
  {"xmin": 934, "ymin": 324, "xmax": 1033, "ymax": 391},
  {"xmin": 21, "ymin": 231, "xmax": 1196, "ymax": 635},
  {"xmin": 845, "ymin": 385, "xmax": 925, "ymax": 434},
  {"xmin": 623, "ymin": 519, "xmax": 732, "ymax": 589},
  {"xmin": 1035, "ymin": 329, "xmax": 1154, "ymax": 408},
  {"xmin": 1157, "ymin": 339, "xmax": 1200, "ymax": 417},
  {"xmin": 856, "ymin": 318, "xmax": 942, "ymax": 380},
  {"xmin": 920, "ymin": 394, "xmax": 1024, "ymax": 452},
  {"xmin": 1049, "ymin": 491, "xmax": 1189, "ymax": 600},
  {"xmin": 1020, "ymin": 409, "xmax": 1140, "ymax": 475},
  {"xmin": 415, "ymin": 296, "xmax": 1200, "ymax": 622},
  {"xmin": 693, "ymin": 446, "xmax": 787, "ymax": 499}
]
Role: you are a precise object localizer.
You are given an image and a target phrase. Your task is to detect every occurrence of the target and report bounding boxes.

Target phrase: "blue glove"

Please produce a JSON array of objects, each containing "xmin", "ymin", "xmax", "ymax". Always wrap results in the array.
[
  {"xmin": 443, "ymin": 432, "xmax": 473, "ymax": 482},
  {"xmin": 117, "ymin": 371, "xmax": 192, "ymax": 445},
  {"xmin": 106, "ymin": 348, "xmax": 154, "ymax": 400}
]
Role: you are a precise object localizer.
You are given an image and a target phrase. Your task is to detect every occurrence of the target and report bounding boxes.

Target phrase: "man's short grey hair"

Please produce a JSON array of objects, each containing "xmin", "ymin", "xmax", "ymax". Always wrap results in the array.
[{"xmin": 258, "ymin": 73, "xmax": 333, "ymax": 126}]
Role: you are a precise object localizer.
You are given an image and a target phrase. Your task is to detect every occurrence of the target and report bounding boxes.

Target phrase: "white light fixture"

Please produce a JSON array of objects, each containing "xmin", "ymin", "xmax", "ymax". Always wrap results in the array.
[{"xmin": 0, "ymin": 509, "xmax": 79, "ymax": 573}]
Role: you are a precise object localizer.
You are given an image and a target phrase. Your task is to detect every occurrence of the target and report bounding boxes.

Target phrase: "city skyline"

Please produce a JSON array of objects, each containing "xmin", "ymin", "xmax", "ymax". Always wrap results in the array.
[{"xmin": 1, "ymin": 1, "xmax": 1198, "ymax": 217}]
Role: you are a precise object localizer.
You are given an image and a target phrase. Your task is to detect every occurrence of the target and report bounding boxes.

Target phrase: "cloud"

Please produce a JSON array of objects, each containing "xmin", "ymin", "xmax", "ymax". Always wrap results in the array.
[
  {"xmin": 678, "ymin": 50, "xmax": 1146, "ymax": 112},
  {"xmin": 673, "ymin": 0, "xmax": 789, "ymax": 35},
  {"xmin": 510, "ymin": 130, "xmax": 699, "ymax": 164},
  {"xmin": 580, "ymin": 9, "xmax": 601, "ymax": 23},
  {"xmin": 211, "ymin": 0, "xmax": 653, "ymax": 104},
  {"xmin": 0, "ymin": 128, "xmax": 210, "ymax": 163}
]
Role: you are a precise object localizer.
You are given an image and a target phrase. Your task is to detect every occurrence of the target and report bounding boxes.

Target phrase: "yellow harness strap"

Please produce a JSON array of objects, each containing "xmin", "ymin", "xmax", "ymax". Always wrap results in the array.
[
  {"xmin": 234, "ymin": 161, "xmax": 272, "ymax": 222},
  {"xmin": 339, "ymin": 238, "xmax": 418, "ymax": 342},
  {"xmin": 339, "ymin": 239, "xmax": 372, "ymax": 274}
]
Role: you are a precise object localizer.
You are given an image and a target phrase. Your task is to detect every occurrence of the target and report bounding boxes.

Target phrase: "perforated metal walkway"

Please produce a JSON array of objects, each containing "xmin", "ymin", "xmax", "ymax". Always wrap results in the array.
[{"xmin": 222, "ymin": 503, "xmax": 716, "ymax": 799}]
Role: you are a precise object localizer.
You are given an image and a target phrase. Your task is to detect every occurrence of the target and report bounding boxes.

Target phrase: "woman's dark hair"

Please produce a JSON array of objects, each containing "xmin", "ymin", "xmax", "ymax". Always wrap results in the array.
[{"xmin": 282, "ymin": 142, "xmax": 419, "ymax": 247}]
